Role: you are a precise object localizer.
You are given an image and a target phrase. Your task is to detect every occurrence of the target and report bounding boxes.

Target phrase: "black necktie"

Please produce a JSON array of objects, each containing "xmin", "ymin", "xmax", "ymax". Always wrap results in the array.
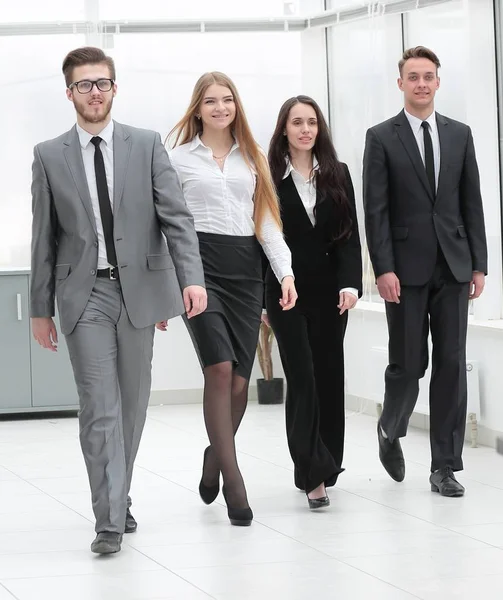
[
  {"xmin": 421, "ymin": 121, "xmax": 436, "ymax": 198},
  {"xmin": 91, "ymin": 136, "xmax": 117, "ymax": 267}
]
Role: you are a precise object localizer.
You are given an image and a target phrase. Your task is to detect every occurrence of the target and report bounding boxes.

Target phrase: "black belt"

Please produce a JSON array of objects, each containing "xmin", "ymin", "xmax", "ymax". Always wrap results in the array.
[{"xmin": 96, "ymin": 267, "xmax": 119, "ymax": 281}]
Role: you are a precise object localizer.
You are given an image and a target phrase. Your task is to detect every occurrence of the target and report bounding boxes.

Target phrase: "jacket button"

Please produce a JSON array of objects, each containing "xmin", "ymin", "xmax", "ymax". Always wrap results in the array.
[
  {"xmin": 433, "ymin": 212, "xmax": 437, "ymax": 216},
  {"xmin": 90, "ymin": 269, "xmax": 96, "ymax": 275},
  {"xmin": 94, "ymin": 241, "xmax": 98, "ymax": 247}
]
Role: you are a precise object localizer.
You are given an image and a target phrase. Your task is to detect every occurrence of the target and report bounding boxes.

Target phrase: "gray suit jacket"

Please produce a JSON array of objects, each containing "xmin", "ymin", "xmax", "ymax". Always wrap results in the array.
[{"xmin": 30, "ymin": 121, "xmax": 205, "ymax": 335}]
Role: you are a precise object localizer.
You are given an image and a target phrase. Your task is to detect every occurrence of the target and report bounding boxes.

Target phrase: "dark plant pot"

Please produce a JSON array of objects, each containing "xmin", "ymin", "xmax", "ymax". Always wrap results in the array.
[{"xmin": 257, "ymin": 378, "xmax": 284, "ymax": 405}]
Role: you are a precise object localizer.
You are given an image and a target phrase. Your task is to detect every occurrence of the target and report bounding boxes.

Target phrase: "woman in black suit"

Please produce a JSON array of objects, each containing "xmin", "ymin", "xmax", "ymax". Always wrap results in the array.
[{"xmin": 265, "ymin": 96, "xmax": 362, "ymax": 509}]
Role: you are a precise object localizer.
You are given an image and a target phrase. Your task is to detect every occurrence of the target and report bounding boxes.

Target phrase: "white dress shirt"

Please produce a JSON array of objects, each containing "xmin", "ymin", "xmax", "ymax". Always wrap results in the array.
[
  {"xmin": 404, "ymin": 109, "xmax": 440, "ymax": 191},
  {"xmin": 169, "ymin": 135, "xmax": 293, "ymax": 283},
  {"xmin": 284, "ymin": 160, "xmax": 358, "ymax": 299},
  {"xmin": 77, "ymin": 120, "xmax": 114, "ymax": 269}
]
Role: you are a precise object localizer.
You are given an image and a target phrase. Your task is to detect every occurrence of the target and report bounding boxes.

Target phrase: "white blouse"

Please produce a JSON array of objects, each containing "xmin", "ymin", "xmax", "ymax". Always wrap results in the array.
[
  {"xmin": 168, "ymin": 135, "xmax": 293, "ymax": 283},
  {"xmin": 284, "ymin": 160, "xmax": 358, "ymax": 299}
]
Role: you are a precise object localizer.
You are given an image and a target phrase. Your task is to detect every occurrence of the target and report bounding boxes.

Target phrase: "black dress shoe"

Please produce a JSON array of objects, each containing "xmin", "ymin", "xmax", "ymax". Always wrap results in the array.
[
  {"xmin": 430, "ymin": 467, "xmax": 465, "ymax": 497},
  {"xmin": 306, "ymin": 494, "xmax": 330, "ymax": 510},
  {"xmin": 91, "ymin": 532, "xmax": 122, "ymax": 554},
  {"xmin": 222, "ymin": 487, "xmax": 253, "ymax": 526},
  {"xmin": 377, "ymin": 421, "xmax": 405, "ymax": 482},
  {"xmin": 199, "ymin": 446, "xmax": 220, "ymax": 505},
  {"xmin": 125, "ymin": 508, "xmax": 137, "ymax": 533}
]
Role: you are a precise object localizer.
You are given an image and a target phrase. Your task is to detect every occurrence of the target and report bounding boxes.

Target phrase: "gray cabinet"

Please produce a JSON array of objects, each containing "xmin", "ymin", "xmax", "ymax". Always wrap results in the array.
[
  {"xmin": 0, "ymin": 271, "xmax": 78, "ymax": 413},
  {"xmin": 0, "ymin": 275, "xmax": 32, "ymax": 409}
]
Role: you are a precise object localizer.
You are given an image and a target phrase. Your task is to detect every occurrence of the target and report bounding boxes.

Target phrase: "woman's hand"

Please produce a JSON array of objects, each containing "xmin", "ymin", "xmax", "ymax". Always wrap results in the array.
[
  {"xmin": 338, "ymin": 291, "xmax": 358, "ymax": 315},
  {"xmin": 279, "ymin": 275, "xmax": 297, "ymax": 311},
  {"xmin": 261, "ymin": 312, "xmax": 271, "ymax": 327},
  {"xmin": 155, "ymin": 320, "xmax": 168, "ymax": 331}
]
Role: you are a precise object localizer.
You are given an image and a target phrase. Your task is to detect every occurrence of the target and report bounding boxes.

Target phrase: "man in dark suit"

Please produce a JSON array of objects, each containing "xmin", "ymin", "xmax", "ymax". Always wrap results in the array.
[{"xmin": 363, "ymin": 46, "xmax": 487, "ymax": 497}]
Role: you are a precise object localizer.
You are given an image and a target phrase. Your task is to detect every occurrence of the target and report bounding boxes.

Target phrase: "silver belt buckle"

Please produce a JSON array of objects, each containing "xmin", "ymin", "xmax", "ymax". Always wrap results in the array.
[{"xmin": 109, "ymin": 267, "xmax": 118, "ymax": 280}]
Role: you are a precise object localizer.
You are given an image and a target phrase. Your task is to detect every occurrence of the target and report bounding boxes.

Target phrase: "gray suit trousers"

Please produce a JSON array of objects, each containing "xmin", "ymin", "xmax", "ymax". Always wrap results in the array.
[{"xmin": 66, "ymin": 278, "xmax": 155, "ymax": 533}]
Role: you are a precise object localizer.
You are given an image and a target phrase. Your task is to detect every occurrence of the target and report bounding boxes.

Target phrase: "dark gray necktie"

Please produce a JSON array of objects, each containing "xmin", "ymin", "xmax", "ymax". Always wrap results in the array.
[
  {"xmin": 91, "ymin": 136, "xmax": 117, "ymax": 267},
  {"xmin": 421, "ymin": 121, "xmax": 436, "ymax": 198}
]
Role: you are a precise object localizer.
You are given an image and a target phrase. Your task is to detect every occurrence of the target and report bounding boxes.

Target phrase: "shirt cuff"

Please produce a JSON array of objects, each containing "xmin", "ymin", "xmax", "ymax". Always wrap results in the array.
[
  {"xmin": 339, "ymin": 287, "xmax": 358, "ymax": 298},
  {"xmin": 270, "ymin": 263, "xmax": 293, "ymax": 283}
]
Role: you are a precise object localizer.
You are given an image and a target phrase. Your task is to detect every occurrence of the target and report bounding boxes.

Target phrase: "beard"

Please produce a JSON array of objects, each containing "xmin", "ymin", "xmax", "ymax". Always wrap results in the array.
[{"xmin": 74, "ymin": 96, "xmax": 113, "ymax": 125}]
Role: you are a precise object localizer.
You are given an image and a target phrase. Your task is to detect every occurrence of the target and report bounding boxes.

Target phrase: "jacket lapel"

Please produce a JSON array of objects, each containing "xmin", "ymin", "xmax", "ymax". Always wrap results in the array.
[
  {"xmin": 435, "ymin": 112, "xmax": 449, "ymax": 203},
  {"xmin": 281, "ymin": 174, "xmax": 314, "ymax": 230},
  {"xmin": 112, "ymin": 121, "xmax": 131, "ymax": 216},
  {"xmin": 63, "ymin": 126, "xmax": 98, "ymax": 235},
  {"xmin": 394, "ymin": 110, "xmax": 434, "ymax": 203}
]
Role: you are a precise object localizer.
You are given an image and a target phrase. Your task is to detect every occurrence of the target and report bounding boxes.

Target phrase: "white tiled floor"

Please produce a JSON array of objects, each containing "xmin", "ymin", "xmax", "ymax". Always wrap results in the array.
[{"xmin": 1, "ymin": 403, "xmax": 502, "ymax": 599}]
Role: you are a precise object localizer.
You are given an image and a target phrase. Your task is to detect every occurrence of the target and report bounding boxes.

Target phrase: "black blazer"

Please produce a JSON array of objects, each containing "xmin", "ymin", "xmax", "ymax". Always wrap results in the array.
[
  {"xmin": 265, "ymin": 163, "xmax": 362, "ymax": 296},
  {"xmin": 363, "ymin": 109, "xmax": 487, "ymax": 286}
]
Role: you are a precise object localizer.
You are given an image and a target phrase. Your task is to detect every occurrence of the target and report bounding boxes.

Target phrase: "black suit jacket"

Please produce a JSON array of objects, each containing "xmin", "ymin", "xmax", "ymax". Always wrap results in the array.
[
  {"xmin": 363, "ymin": 110, "xmax": 487, "ymax": 286},
  {"xmin": 265, "ymin": 163, "xmax": 363, "ymax": 296}
]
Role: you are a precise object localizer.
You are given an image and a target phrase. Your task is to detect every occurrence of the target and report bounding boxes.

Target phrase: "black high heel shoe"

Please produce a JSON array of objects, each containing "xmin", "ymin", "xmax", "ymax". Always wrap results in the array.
[
  {"xmin": 199, "ymin": 446, "xmax": 220, "ymax": 505},
  {"xmin": 222, "ymin": 487, "xmax": 253, "ymax": 526},
  {"xmin": 306, "ymin": 486, "xmax": 330, "ymax": 510}
]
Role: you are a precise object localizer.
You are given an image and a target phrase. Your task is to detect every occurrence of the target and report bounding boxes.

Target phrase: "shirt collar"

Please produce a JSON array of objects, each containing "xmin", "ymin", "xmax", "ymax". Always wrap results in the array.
[
  {"xmin": 404, "ymin": 109, "xmax": 436, "ymax": 135},
  {"xmin": 283, "ymin": 156, "xmax": 319, "ymax": 180},
  {"xmin": 77, "ymin": 119, "xmax": 114, "ymax": 150},
  {"xmin": 189, "ymin": 133, "xmax": 239, "ymax": 153}
]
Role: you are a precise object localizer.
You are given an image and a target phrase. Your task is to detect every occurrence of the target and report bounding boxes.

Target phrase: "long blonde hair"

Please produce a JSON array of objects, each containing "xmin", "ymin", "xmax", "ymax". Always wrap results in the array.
[{"xmin": 168, "ymin": 72, "xmax": 282, "ymax": 239}]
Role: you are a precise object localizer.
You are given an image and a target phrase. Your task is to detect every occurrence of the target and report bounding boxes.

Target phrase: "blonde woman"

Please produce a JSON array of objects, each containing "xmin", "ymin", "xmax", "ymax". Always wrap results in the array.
[{"xmin": 159, "ymin": 73, "xmax": 297, "ymax": 526}]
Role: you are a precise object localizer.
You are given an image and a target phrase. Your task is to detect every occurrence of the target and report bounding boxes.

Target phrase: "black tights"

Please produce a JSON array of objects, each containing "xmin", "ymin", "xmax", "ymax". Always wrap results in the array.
[{"xmin": 201, "ymin": 362, "xmax": 250, "ymax": 509}]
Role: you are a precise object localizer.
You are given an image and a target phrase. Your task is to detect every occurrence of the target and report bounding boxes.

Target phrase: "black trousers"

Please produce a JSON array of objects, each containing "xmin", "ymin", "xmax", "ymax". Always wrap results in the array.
[
  {"xmin": 381, "ymin": 253, "xmax": 470, "ymax": 472},
  {"xmin": 266, "ymin": 285, "xmax": 347, "ymax": 494}
]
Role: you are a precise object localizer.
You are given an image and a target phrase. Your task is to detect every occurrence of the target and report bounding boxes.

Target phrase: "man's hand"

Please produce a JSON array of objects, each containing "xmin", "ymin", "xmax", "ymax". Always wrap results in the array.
[
  {"xmin": 279, "ymin": 275, "xmax": 298, "ymax": 311},
  {"xmin": 470, "ymin": 271, "xmax": 485, "ymax": 300},
  {"xmin": 376, "ymin": 272, "xmax": 401, "ymax": 303},
  {"xmin": 338, "ymin": 291, "xmax": 358, "ymax": 315},
  {"xmin": 183, "ymin": 285, "xmax": 207, "ymax": 318},
  {"xmin": 32, "ymin": 317, "xmax": 58, "ymax": 352},
  {"xmin": 156, "ymin": 321, "xmax": 168, "ymax": 331}
]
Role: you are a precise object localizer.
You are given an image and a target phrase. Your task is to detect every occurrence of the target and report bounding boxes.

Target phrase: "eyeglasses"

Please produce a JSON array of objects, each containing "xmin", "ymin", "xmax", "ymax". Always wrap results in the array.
[{"xmin": 69, "ymin": 78, "xmax": 114, "ymax": 94}]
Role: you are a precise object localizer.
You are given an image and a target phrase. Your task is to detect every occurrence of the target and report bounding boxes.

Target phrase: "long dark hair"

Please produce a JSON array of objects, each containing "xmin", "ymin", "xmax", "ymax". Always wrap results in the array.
[{"xmin": 268, "ymin": 95, "xmax": 352, "ymax": 241}]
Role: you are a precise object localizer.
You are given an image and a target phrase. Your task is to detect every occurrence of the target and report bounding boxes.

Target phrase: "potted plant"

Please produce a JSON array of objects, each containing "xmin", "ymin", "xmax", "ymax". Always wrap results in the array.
[{"xmin": 256, "ymin": 319, "xmax": 284, "ymax": 404}]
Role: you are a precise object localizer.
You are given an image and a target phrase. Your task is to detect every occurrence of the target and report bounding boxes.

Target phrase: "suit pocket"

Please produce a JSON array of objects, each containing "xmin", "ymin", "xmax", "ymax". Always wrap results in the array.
[
  {"xmin": 457, "ymin": 225, "xmax": 468, "ymax": 238},
  {"xmin": 55, "ymin": 263, "xmax": 71, "ymax": 280},
  {"xmin": 391, "ymin": 227, "xmax": 408, "ymax": 240},
  {"xmin": 147, "ymin": 253, "xmax": 174, "ymax": 270}
]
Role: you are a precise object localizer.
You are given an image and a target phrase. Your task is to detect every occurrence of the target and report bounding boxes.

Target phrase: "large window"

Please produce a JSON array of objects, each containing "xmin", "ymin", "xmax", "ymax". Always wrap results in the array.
[
  {"xmin": 2, "ymin": 0, "xmax": 501, "ymax": 322},
  {"xmin": 328, "ymin": 12, "xmax": 403, "ymax": 303},
  {"xmin": 0, "ymin": 35, "xmax": 86, "ymax": 269},
  {"xmin": 0, "ymin": 29, "xmax": 301, "ymax": 269},
  {"xmin": 405, "ymin": 0, "xmax": 502, "ymax": 320},
  {"xmin": 110, "ymin": 32, "xmax": 302, "ymax": 149},
  {"xmin": 327, "ymin": 0, "xmax": 502, "ymax": 318}
]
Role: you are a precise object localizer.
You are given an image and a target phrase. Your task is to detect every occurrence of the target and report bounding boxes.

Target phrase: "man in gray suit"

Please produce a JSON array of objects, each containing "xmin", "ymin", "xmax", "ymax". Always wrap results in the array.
[{"xmin": 30, "ymin": 47, "xmax": 207, "ymax": 554}]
